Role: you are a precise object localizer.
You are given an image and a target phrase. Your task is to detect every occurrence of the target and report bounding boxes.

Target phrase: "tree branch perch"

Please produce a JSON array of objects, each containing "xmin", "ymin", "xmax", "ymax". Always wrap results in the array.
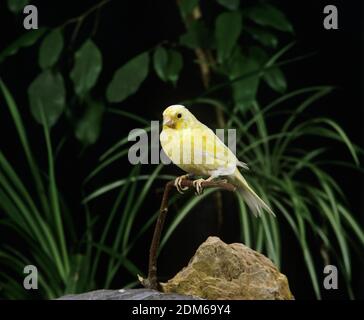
[{"xmin": 139, "ymin": 178, "xmax": 236, "ymax": 290}]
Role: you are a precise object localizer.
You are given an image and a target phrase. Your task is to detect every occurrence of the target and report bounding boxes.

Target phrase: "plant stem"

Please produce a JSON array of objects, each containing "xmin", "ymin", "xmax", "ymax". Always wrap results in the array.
[
  {"xmin": 60, "ymin": 0, "xmax": 111, "ymax": 49},
  {"xmin": 61, "ymin": 0, "xmax": 111, "ymax": 28}
]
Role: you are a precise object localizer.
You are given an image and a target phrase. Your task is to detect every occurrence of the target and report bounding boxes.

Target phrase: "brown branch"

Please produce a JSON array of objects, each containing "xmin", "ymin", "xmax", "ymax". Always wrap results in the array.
[
  {"xmin": 139, "ymin": 178, "xmax": 236, "ymax": 290},
  {"xmin": 195, "ymin": 48, "xmax": 211, "ymax": 88},
  {"xmin": 61, "ymin": 0, "xmax": 111, "ymax": 28},
  {"xmin": 177, "ymin": 2, "xmax": 227, "ymax": 240},
  {"xmin": 60, "ymin": 0, "xmax": 111, "ymax": 49},
  {"xmin": 190, "ymin": 6, "xmax": 226, "ymax": 129},
  {"xmin": 191, "ymin": 7, "xmax": 211, "ymax": 89}
]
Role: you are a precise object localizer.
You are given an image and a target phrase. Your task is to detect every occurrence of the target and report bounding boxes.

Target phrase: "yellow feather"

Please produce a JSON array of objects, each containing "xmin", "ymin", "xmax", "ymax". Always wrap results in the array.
[{"xmin": 160, "ymin": 105, "xmax": 274, "ymax": 216}]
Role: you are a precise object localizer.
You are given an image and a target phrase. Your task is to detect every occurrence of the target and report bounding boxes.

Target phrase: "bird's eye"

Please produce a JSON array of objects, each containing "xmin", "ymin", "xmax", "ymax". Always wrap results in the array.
[{"xmin": 177, "ymin": 113, "xmax": 182, "ymax": 118}]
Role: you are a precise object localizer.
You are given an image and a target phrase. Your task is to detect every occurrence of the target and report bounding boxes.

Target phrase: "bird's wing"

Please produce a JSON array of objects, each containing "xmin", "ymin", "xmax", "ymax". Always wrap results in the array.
[
  {"xmin": 190, "ymin": 124, "xmax": 248, "ymax": 172},
  {"xmin": 205, "ymin": 125, "xmax": 247, "ymax": 166}
]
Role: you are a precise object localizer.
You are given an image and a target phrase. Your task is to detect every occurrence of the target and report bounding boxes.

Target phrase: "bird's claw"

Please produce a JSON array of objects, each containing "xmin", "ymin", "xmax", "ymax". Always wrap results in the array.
[
  {"xmin": 174, "ymin": 175, "xmax": 189, "ymax": 194},
  {"xmin": 193, "ymin": 178, "xmax": 206, "ymax": 195}
]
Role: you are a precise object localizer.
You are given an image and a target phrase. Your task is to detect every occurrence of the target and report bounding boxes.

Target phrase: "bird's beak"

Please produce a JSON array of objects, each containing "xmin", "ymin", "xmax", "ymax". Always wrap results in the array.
[{"xmin": 163, "ymin": 116, "xmax": 174, "ymax": 128}]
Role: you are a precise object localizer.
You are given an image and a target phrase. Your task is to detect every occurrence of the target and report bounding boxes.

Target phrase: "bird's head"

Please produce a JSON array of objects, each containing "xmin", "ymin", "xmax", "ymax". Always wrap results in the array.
[{"xmin": 162, "ymin": 105, "xmax": 197, "ymax": 130}]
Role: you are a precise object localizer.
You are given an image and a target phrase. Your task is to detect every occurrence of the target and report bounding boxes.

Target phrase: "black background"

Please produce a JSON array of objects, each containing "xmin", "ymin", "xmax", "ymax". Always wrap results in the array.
[{"xmin": 0, "ymin": 0, "xmax": 363, "ymax": 299}]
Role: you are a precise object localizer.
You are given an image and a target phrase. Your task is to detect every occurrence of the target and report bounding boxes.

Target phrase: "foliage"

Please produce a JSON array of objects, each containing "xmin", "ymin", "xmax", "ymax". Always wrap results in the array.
[
  {"xmin": 0, "ymin": 0, "xmax": 363, "ymax": 300},
  {"xmin": 106, "ymin": 52, "xmax": 149, "ymax": 103}
]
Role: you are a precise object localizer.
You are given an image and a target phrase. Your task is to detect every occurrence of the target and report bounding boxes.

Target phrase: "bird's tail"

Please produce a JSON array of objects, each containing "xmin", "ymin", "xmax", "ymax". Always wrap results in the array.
[{"xmin": 230, "ymin": 169, "xmax": 275, "ymax": 217}]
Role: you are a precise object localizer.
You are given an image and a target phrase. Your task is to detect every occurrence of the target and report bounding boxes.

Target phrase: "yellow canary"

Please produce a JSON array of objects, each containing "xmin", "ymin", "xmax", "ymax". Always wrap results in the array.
[{"xmin": 160, "ymin": 104, "xmax": 274, "ymax": 217}]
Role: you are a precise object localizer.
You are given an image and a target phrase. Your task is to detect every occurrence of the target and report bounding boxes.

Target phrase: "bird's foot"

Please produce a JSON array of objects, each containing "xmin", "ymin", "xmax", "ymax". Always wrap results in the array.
[
  {"xmin": 174, "ymin": 175, "xmax": 190, "ymax": 194},
  {"xmin": 193, "ymin": 178, "xmax": 206, "ymax": 195}
]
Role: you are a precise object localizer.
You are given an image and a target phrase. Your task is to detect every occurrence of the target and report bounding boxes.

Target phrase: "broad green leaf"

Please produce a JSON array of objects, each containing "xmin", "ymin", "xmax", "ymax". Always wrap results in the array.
[
  {"xmin": 167, "ymin": 50, "xmax": 183, "ymax": 86},
  {"xmin": 225, "ymin": 47, "xmax": 260, "ymax": 110},
  {"xmin": 28, "ymin": 70, "xmax": 66, "ymax": 127},
  {"xmin": 215, "ymin": 11, "xmax": 242, "ymax": 63},
  {"xmin": 106, "ymin": 52, "xmax": 149, "ymax": 103},
  {"xmin": 247, "ymin": 3, "xmax": 293, "ymax": 33},
  {"xmin": 216, "ymin": 0, "xmax": 239, "ymax": 10},
  {"xmin": 178, "ymin": 0, "xmax": 199, "ymax": 18},
  {"xmin": 263, "ymin": 67, "xmax": 287, "ymax": 93},
  {"xmin": 75, "ymin": 99, "xmax": 104, "ymax": 146},
  {"xmin": 153, "ymin": 47, "xmax": 183, "ymax": 86},
  {"xmin": 153, "ymin": 47, "xmax": 168, "ymax": 82},
  {"xmin": 247, "ymin": 26, "xmax": 278, "ymax": 48},
  {"xmin": 179, "ymin": 20, "xmax": 214, "ymax": 49},
  {"xmin": 38, "ymin": 29, "xmax": 64, "ymax": 69},
  {"xmin": 7, "ymin": 0, "xmax": 29, "ymax": 13},
  {"xmin": 70, "ymin": 39, "xmax": 102, "ymax": 97},
  {"xmin": 0, "ymin": 28, "xmax": 46, "ymax": 64}
]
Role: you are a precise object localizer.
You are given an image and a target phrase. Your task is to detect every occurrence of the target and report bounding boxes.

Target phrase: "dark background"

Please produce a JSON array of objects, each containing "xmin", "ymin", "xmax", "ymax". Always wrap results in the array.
[{"xmin": 0, "ymin": 0, "xmax": 363, "ymax": 299}]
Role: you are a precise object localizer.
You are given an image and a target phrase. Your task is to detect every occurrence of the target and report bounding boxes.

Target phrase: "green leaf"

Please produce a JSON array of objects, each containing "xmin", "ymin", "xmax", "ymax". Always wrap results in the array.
[
  {"xmin": 178, "ymin": 0, "xmax": 199, "ymax": 19},
  {"xmin": 216, "ymin": 0, "xmax": 239, "ymax": 10},
  {"xmin": 28, "ymin": 70, "xmax": 66, "ymax": 127},
  {"xmin": 0, "ymin": 28, "xmax": 46, "ymax": 64},
  {"xmin": 39, "ymin": 103, "xmax": 70, "ymax": 279},
  {"xmin": 38, "ymin": 29, "xmax": 64, "ymax": 69},
  {"xmin": 7, "ymin": 0, "xmax": 29, "ymax": 13},
  {"xmin": 70, "ymin": 39, "xmax": 102, "ymax": 97},
  {"xmin": 179, "ymin": 20, "xmax": 214, "ymax": 49},
  {"xmin": 106, "ymin": 52, "xmax": 149, "ymax": 103},
  {"xmin": 263, "ymin": 67, "xmax": 287, "ymax": 93},
  {"xmin": 247, "ymin": 3, "xmax": 293, "ymax": 33},
  {"xmin": 215, "ymin": 11, "xmax": 242, "ymax": 63},
  {"xmin": 247, "ymin": 26, "xmax": 278, "ymax": 48},
  {"xmin": 121, "ymin": 164, "xmax": 163, "ymax": 250},
  {"xmin": 309, "ymin": 118, "xmax": 359, "ymax": 166},
  {"xmin": 107, "ymin": 108, "xmax": 149, "ymax": 126},
  {"xmin": 75, "ymin": 99, "xmax": 104, "ymax": 146},
  {"xmin": 0, "ymin": 78, "xmax": 51, "ymax": 216},
  {"xmin": 339, "ymin": 205, "xmax": 364, "ymax": 247},
  {"xmin": 225, "ymin": 47, "xmax": 260, "ymax": 110},
  {"xmin": 236, "ymin": 193, "xmax": 251, "ymax": 247},
  {"xmin": 167, "ymin": 50, "xmax": 183, "ymax": 86},
  {"xmin": 153, "ymin": 47, "xmax": 183, "ymax": 86},
  {"xmin": 153, "ymin": 47, "xmax": 168, "ymax": 82}
]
